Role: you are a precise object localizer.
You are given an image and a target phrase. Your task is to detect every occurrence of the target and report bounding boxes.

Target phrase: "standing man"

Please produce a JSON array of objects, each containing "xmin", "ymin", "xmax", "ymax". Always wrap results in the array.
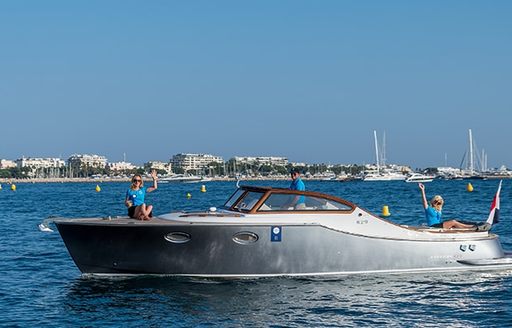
[{"xmin": 290, "ymin": 168, "xmax": 305, "ymax": 209}]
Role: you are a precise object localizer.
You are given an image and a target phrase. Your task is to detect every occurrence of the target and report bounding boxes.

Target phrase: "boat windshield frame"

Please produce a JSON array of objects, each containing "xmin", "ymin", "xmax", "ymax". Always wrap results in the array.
[{"xmin": 223, "ymin": 186, "xmax": 356, "ymax": 214}]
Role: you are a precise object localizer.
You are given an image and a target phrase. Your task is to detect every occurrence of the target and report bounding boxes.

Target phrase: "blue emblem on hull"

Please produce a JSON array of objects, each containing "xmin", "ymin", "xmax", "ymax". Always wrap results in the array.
[{"xmin": 271, "ymin": 226, "xmax": 282, "ymax": 242}]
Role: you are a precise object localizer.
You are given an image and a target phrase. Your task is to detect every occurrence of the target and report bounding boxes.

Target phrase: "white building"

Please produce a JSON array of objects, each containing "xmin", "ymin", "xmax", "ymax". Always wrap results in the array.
[
  {"xmin": 171, "ymin": 153, "xmax": 223, "ymax": 172},
  {"xmin": 0, "ymin": 159, "xmax": 16, "ymax": 169},
  {"xmin": 67, "ymin": 154, "xmax": 108, "ymax": 169},
  {"xmin": 144, "ymin": 161, "xmax": 172, "ymax": 174},
  {"xmin": 15, "ymin": 157, "xmax": 66, "ymax": 178},
  {"xmin": 16, "ymin": 157, "xmax": 65, "ymax": 169},
  {"xmin": 233, "ymin": 156, "xmax": 289, "ymax": 167},
  {"xmin": 108, "ymin": 161, "xmax": 136, "ymax": 171}
]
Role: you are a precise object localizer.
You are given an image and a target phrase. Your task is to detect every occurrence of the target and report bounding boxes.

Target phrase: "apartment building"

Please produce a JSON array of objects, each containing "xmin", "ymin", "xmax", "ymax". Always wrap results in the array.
[{"xmin": 171, "ymin": 153, "xmax": 223, "ymax": 172}]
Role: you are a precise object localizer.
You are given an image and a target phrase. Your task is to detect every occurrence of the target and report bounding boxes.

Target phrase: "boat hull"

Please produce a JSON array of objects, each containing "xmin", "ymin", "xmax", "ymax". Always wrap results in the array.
[{"xmin": 55, "ymin": 219, "xmax": 510, "ymax": 277}]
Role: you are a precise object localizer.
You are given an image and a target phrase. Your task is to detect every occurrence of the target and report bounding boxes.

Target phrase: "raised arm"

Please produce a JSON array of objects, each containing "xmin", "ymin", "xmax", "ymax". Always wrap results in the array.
[
  {"xmin": 146, "ymin": 170, "xmax": 158, "ymax": 193},
  {"xmin": 418, "ymin": 183, "xmax": 428, "ymax": 209}
]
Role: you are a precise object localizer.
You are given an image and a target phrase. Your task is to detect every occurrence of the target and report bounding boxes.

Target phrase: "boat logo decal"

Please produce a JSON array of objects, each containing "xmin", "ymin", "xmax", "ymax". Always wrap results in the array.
[
  {"xmin": 469, "ymin": 244, "xmax": 476, "ymax": 251},
  {"xmin": 460, "ymin": 245, "xmax": 467, "ymax": 252},
  {"xmin": 271, "ymin": 226, "xmax": 282, "ymax": 242}
]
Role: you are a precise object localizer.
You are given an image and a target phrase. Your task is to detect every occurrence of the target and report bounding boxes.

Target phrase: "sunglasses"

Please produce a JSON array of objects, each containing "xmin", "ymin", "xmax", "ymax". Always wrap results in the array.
[{"xmin": 133, "ymin": 179, "xmax": 142, "ymax": 182}]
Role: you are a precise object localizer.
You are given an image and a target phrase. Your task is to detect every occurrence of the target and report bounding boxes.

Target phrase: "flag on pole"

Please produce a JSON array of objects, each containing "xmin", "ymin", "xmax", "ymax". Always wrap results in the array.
[{"xmin": 486, "ymin": 180, "xmax": 502, "ymax": 225}]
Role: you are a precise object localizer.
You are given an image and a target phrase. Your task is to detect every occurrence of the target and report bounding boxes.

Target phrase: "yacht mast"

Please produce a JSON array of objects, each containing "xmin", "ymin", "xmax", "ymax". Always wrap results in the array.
[
  {"xmin": 373, "ymin": 130, "xmax": 380, "ymax": 174},
  {"xmin": 382, "ymin": 131, "xmax": 387, "ymax": 166},
  {"xmin": 469, "ymin": 129, "xmax": 474, "ymax": 174}
]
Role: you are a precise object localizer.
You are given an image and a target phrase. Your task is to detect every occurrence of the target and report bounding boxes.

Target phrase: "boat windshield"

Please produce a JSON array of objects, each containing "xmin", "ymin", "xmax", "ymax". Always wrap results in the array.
[
  {"xmin": 224, "ymin": 189, "xmax": 246, "ymax": 208},
  {"xmin": 233, "ymin": 191, "xmax": 265, "ymax": 212},
  {"xmin": 258, "ymin": 193, "xmax": 352, "ymax": 212}
]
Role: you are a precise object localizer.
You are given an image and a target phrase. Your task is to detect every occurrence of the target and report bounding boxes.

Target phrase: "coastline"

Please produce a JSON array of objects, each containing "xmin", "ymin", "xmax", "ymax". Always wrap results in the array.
[{"xmin": 0, "ymin": 176, "xmax": 292, "ymax": 184}]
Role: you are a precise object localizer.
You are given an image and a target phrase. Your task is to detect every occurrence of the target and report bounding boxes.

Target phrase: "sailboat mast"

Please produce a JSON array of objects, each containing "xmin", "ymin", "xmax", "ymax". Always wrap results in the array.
[
  {"xmin": 373, "ymin": 130, "xmax": 380, "ymax": 174},
  {"xmin": 469, "ymin": 129, "xmax": 474, "ymax": 174},
  {"xmin": 382, "ymin": 131, "xmax": 386, "ymax": 166}
]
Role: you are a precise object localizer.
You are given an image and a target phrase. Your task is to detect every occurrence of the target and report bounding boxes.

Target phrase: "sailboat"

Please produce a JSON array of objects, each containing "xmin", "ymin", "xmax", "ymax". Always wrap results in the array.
[
  {"xmin": 457, "ymin": 129, "xmax": 486, "ymax": 180},
  {"xmin": 363, "ymin": 131, "xmax": 406, "ymax": 181}
]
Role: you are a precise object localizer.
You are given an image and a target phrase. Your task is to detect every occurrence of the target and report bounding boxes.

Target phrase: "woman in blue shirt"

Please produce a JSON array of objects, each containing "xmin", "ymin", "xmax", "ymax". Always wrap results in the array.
[
  {"xmin": 125, "ymin": 170, "xmax": 158, "ymax": 220},
  {"xmin": 418, "ymin": 183, "xmax": 474, "ymax": 229}
]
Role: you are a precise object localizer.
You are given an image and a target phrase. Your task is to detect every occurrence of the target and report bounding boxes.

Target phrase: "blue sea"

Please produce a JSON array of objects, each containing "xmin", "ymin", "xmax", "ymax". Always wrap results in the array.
[{"xmin": 1, "ymin": 180, "xmax": 511, "ymax": 327}]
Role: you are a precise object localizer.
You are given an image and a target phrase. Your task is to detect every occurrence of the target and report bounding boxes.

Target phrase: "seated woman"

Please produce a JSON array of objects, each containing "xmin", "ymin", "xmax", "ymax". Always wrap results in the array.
[
  {"xmin": 125, "ymin": 170, "xmax": 158, "ymax": 220},
  {"xmin": 418, "ymin": 183, "xmax": 475, "ymax": 229}
]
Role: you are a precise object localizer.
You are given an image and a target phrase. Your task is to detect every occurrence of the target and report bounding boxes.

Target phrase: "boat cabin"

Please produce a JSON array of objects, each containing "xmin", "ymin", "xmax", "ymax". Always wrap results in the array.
[{"xmin": 222, "ymin": 186, "xmax": 356, "ymax": 214}]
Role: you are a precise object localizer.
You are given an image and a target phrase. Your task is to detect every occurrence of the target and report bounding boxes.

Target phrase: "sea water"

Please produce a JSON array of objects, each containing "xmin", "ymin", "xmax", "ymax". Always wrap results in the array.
[{"xmin": 0, "ymin": 180, "xmax": 511, "ymax": 327}]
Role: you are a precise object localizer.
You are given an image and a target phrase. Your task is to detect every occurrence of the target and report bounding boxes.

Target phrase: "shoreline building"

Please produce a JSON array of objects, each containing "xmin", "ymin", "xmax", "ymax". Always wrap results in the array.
[
  {"xmin": 108, "ymin": 161, "xmax": 136, "ymax": 172},
  {"xmin": 67, "ymin": 154, "xmax": 108, "ymax": 168},
  {"xmin": 67, "ymin": 154, "xmax": 108, "ymax": 177},
  {"xmin": 0, "ymin": 159, "xmax": 16, "ymax": 169},
  {"xmin": 144, "ymin": 161, "xmax": 172, "ymax": 174},
  {"xmin": 171, "ymin": 153, "xmax": 223, "ymax": 174},
  {"xmin": 15, "ymin": 157, "xmax": 66, "ymax": 178},
  {"xmin": 233, "ymin": 156, "xmax": 289, "ymax": 167}
]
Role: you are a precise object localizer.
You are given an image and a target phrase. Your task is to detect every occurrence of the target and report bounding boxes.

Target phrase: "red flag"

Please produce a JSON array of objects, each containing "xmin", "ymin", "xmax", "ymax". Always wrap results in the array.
[{"xmin": 486, "ymin": 180, "xmax": 502, "ymax": 225}]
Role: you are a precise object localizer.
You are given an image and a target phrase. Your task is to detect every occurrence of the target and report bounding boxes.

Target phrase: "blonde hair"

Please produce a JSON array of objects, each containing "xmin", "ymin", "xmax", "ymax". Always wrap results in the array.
[
  {"xmin": 430, "ymin": 195, "xmax": 444, "ymax": 206},
  {"xmin": 130, "ymin": 174, "xmax": 144, "ymax": 190}
]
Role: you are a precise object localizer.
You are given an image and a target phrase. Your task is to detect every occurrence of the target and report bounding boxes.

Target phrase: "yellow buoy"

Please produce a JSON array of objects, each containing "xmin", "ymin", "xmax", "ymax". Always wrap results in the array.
[
  {"xmin": 382, "ymin": 205, "xmax": 390, "ymax": 217},
  {"xmin": 467, "ymin": 183, "xmax": 474, "ymax": 192},
  {"xmin": 11, "ymin": 184, "xmax": 16, "ymax": 191},
  {"xmin": 95, "ymin": 185, "xmax": 101, "ymax": 192},
  {"xmin": 186, "ymin": 193, "xmax": 192, "ymax": 199},
  {"xmin": 200, "ymin": 185, "xmax": 206, "ymax": 193}
]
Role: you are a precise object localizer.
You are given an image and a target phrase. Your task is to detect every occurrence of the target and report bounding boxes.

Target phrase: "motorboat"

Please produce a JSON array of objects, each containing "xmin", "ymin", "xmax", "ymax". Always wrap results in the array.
[
  {"xmin": 159, "ymin": 174, "xmax": 208, "ymax": 183},
  {"xmin": 44, "ymin": 185, "xmax": 512, "ymax": 277},
  {"xmin": 363, "ymin": 171, "xmax": 406, "ymax": 181},
  {"xmin": 405, "ymin": 173, "xmax": 435, "ymax": 183}
]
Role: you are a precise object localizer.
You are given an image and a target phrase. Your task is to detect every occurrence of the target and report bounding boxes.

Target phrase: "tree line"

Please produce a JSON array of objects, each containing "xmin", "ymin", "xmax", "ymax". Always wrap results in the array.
[{"xmin": 1, "ymin": 162, "xmax": 367, "ymax": 179}]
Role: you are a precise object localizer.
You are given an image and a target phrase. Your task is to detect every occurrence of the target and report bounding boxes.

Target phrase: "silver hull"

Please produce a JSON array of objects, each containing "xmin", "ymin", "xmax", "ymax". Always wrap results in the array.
[{"xmin": 55, "ymin": 218, "xmax": 512, "ymax": 277}]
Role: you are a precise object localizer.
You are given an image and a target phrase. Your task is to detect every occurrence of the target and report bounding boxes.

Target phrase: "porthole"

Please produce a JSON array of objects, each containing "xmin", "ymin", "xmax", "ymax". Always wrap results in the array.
[
  {"xmin": 164, "ymin": 232, "xmax": 191, "ymax": 244},
  {"xmin": 233, "ymin": 231, "xmax": 259, "ymax": 245}
]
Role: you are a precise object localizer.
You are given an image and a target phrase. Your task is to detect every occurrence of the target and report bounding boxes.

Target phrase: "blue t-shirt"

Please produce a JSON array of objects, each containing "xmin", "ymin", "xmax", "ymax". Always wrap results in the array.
[
  {"xmin": 126, "ymin": 187, "xmax": 147, "ymax": 206},
  {"xmin": 290, "ymin": 177, "xmax": 305, "ymax": 204},
  {"xmin": 425, "ymin": 206, "xmax": 442, "ymax": 226}
]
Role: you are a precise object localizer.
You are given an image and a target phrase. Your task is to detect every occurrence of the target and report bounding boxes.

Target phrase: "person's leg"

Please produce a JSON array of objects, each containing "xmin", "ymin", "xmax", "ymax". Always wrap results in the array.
[
  {"xmin": 140, "ymin": 204, "xmax": 149, "ymax": 220},
  {"xmin": 443, "ymin": 220, "xmax": 475, "ymax": 229},
  {"xmin": 134, "ymin": 206, "xmax": 144, "ymax": 220},
  {"xmin": 140, "ymin": 204, "xmax": 152, "ymax": 220},
  {"xmin": 143, "ymin": 204, "xmax": 153, "ymax": 220},
  {"xmin": 145, "ymin": 205, "xmax": 153, "ymax": 219}
]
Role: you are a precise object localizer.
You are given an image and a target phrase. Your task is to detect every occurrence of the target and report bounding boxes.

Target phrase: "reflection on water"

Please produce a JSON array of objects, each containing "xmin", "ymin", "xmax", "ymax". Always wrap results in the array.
[
  {"xmin": 1, "ymin": 180, "xmax": 511, "ymax": 326},
  {"xmin": 59, "ymin": 270, "xmax": 512, "ymax": 327}
]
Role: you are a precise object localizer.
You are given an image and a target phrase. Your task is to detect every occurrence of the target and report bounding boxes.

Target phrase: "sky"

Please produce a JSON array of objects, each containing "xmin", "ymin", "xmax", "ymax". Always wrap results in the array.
[{"xmin": 1, "ymin": 1, "xmax": 511, "ymax": 168}]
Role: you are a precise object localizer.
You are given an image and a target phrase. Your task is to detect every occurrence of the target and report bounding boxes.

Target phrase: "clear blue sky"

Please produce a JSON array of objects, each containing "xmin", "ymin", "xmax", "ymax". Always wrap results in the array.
[{"xmin": 1, "ymin": 1, "xmax": 511, "ymax": 168}]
